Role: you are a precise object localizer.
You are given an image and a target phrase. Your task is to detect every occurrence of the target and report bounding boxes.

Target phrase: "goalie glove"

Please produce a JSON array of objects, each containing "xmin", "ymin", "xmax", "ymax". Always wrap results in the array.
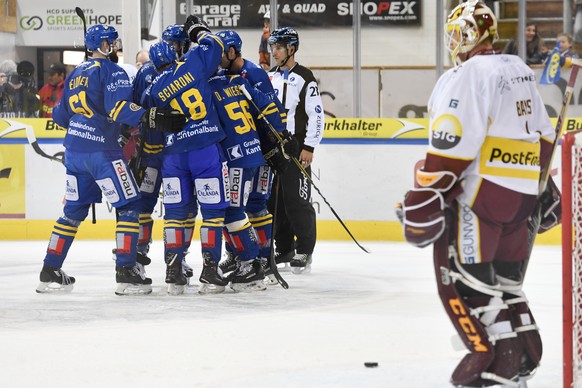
[
  {"xmin": 140, "ymin": 107, "xmax": 185, "ymax": 133},
  {"xmin": 398, "ymin": 188, "xmax": 446, "ymax": 248},
  {"xmin": 263, "ymin": 145, "xmax": 290, "ymax": 173},
  {"xmin": 184, "ymin": 15, "xmax": 210, "ymax": 43},
  {"xmin": 538, "ymin": 176, "xmax": 561, "ymax": 234}
]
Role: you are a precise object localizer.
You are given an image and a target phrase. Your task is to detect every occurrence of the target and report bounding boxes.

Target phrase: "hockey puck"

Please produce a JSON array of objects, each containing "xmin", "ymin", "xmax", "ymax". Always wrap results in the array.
[{"xmin": 364, "ymin": 362, "xmax": 379, "ymax": 368}]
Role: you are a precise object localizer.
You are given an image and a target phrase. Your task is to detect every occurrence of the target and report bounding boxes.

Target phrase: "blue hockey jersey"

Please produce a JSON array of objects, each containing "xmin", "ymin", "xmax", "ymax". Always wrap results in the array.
[
  {"xmin": 141, "ymin": 32, "xmax": 226, "ymax": 154},
  {"xmin": 210, "ymin": 74, "xmax": 284, "ymax": 168},
  {"xmin": 53, "ymin": 58, "xmax": 146, "ymax": 152}
]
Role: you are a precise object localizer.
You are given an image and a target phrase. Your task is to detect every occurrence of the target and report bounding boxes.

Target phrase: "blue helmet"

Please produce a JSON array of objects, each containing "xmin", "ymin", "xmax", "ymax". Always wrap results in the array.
[
  {"xmin": 268, "ymin": 27, "xmax": 299, "ymax": 52},
  {"xmin": 162, "ymin": 24, "xmax": 189, "ymax": 44},
  {"xmin": 85, "ymin": 24, "xmax": 119, "ymax": 51},
  {"xmin": 216, "ymin": 30, "xmax": 242, "ymax": 54},
  {"xmin": 149, "ymin": 41, "xmax": 177, "ymax": 69}
]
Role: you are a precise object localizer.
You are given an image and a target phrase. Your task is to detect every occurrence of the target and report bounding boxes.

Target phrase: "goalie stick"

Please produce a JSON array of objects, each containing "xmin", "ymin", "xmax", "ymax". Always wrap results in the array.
[{"xmin": 239, "ymin": 84, "xmax": 371, "ymax": 254}]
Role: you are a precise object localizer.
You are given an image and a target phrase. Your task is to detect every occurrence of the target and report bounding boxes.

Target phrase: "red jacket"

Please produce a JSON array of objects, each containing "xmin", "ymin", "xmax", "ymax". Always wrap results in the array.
[{"xmin": 38, "ymin": 81, "xmax": 64, "ymax": 118}]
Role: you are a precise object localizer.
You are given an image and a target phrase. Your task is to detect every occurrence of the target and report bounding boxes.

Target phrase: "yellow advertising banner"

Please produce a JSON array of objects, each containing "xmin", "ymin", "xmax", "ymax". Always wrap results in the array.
[
  {"xmin": 322, "ymin": 117, "xmax": 582, "ymax": 139},
  {"xmin": 0, "ymin": 117, "xmax": 581, "ymax": 140},
  {"xmin": 0, "ymin": 144, "xmax": 25, "ymax": 218},
  {"xmin": 0, "ymin": 118, "xmax": 65, "ymax": 140}
]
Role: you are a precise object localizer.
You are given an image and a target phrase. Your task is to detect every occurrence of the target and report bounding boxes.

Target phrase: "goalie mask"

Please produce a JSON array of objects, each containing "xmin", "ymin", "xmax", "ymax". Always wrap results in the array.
[{"xmin": 445, "ymin": 1, "xmax": 498, "ymax": 64}]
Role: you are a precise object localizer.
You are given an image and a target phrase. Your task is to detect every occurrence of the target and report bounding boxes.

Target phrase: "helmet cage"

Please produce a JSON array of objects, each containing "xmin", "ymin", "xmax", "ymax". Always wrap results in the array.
[{"xmin": 445, "ymin": 1, "xmax": 498, "ymax": 64}]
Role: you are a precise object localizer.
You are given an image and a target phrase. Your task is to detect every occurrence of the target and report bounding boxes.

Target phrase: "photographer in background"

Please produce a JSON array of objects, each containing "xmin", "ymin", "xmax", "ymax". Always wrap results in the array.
[
  {"xmin": 0, "ymin": 60, "xmax": 39, "ymax": 118},
  {"xmin": 39, "ymin": 62, "xmax": 66, "ymax": 118}
]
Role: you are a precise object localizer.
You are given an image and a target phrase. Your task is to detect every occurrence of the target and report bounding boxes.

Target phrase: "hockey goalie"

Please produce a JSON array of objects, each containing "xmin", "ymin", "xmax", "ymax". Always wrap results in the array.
[{"xmin": 396, "ymin": 2, "xmax": 561, "ymax": 387}]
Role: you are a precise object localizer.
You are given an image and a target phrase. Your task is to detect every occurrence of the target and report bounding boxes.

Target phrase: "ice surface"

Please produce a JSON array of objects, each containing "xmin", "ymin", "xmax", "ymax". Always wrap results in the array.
[{"xmin": 0, "ymin": 241, "xmax": 561, "ymax": 387}]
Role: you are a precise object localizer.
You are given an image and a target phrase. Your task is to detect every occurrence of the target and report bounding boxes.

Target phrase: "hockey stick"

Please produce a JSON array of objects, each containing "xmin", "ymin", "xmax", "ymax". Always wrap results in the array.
[
  {"xmin": 239, "ymin": 84, "xmax": 371, "ymax": 254},
  {"xmin": 268, "ymin": 174, "xmax": 289, "ymax": 289},
  {"xmin": 75, "ymin": 7, "xmax": 89, "ymax": 61},
  {"xmin": 526, "ymin": 60, "xmax": 582, "ymax": 271}
]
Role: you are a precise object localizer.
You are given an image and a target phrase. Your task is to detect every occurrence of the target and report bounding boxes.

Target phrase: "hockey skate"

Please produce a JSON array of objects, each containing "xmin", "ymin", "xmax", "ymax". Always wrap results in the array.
[
  {"xmin": 181, "ymin": 250, "xmax": 194, "ymax": 284},
  {"xmin": 165, "ymin": 252, "xmax": 187, "ymax": 295},
  {"xmin": 36, "ymin": 264, "xmax": 75, "ymax": 293},
  {"xmin": 274, "ymin": 250, "xmax": 294, "ymax": 272},
  {"xmin": 218, "ymin": 251, "xmax": 238, "ymax": 280},
  {"xmin": 261, "ymin": 257, "xmax": 278, "ymax": 286},
  {"xmin": 136, "ymin": 251, "xmax": 151, "ymax": 277},
  {"xmin": 230, "ymin": 259, "xmax": 267, "ymax": 292},
  {"xmin": 115, "ymin": 264, "xmax": 152, "ymax": 295},
  {"xmin": 290, "ymin": 253, "xmax": 312, "ymax": 274},
  {"xmin": 199, "ymin": 252, "xmax": 228, "ymax": 294}
]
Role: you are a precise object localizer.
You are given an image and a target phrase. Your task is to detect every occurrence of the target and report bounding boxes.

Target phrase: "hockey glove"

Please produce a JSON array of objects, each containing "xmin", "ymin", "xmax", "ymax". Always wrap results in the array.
[
  {"xmin": 140, "ymin": 107, "xmax": 185, "ymax": 133},
  {"xmin": 184, "ymin": 15, "xmax": 210, "ymax": 43},
  {"xmin": 538, "ymin": 176, "xmax": 561, "ymax": 234},
  {"xmin": 263, "ymin": 145, "xmax": 290, "ymax": 173},
  {"xmin": 280, "ymin": 130, "xmax": 299, "ymax": 157}
]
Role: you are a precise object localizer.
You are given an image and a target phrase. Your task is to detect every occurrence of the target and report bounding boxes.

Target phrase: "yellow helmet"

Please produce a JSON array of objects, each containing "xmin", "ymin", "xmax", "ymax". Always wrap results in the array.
[{"xmin": 445, "ymin": 1, "xmax": 498, "ymax": 64}]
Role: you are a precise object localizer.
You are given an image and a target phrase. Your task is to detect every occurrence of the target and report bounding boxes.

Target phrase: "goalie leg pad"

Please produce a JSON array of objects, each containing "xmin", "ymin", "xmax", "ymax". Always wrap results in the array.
[{"xmin": 434, "ymin": 225, "xmax": 521, "ymax": 387}]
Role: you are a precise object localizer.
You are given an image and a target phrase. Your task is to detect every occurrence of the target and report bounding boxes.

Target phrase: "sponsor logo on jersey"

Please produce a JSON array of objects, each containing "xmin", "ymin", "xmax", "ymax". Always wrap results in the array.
[
  {"xmin": 65, "ymin": 174, "xmax": 79, "ymax": 201},
  {"xmin": 430, "ymin": 114, "xmax": 462, "ymax": 150},
  {"xmin": 96, "ymin": 177, "xmax": 120, "ymax": 204},
  {"xmin": 112, "ymin": 160, "xmax": 137, "ymax": 200},
  {"xmin": 162, "ymin": 177, "xmax": 182, "ymax": 204},
  {"xmin": 139, "ymin": 166, "xmax": 158, "ymax": 194},
  {"xmin": 458, "ymin": 204, "xmax": 480, "ymax": 264},
  {"xmin": 195, "ymin": 178, "xmax": 222, "ymax": 205},
  {"xmin": 228, "ymin": 144, "xmax": 243, "ymax": 161},
  {"xmin": 230, "ymin": 167, "xmax": 243, "ymax": 207},
  {"xmin": 480, "ymin": 137, "xmax": 541, "ymax": 180},
  {"xmin": 106, "ymin": 78, "xmax": 131, "ymax": 92},
  {"xmin": 257, "ymin": 166, "xmax": 270, "ymax": 194}
]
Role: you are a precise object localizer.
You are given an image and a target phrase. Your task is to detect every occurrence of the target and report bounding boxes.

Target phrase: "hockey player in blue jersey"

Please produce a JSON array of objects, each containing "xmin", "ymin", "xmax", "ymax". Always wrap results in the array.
[
  {"xmin": 141, "ymin": 17, "xmax": 231, "ymax": 295},
  {"xmin": 214, "ymin": 30, "xmax": 295, "ymax": 284},
  {"xmin": 209, "ymin": 72, "xmax": 290, "ymax": 292},
  {"xmin": 129, "ymin": 25, "xmax": 196, "ymax": 287},
  {"xmin": 36, "ymin": 24, "xmax": 185, "ymax": 295}
]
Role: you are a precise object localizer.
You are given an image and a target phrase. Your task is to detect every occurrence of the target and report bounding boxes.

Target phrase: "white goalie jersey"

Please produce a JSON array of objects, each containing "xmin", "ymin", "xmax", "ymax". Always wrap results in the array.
[{"xmin": 427, "ymin": 54, "xmax": 555, "ymax": 199}]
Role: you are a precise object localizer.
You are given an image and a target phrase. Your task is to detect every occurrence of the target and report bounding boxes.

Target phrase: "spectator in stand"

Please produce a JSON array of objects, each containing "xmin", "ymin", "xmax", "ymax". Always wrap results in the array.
[
  {"xmin": 258, "ymin": 11, "xmax": 271, "ymax": 70},
  {"xmin": 38, "ymin": 62, "xmax": 66, "ymax": 118},
  {"xmin": 0, "ymin": 60, "xmax": 39, "ymax": 118},
  {"xmin": 502, "ymin": 20, "xmax": 548, "ymax": 65},
  {"xmin": 556, "ymin": 32, "xmax": 579, "ymax": 59}
]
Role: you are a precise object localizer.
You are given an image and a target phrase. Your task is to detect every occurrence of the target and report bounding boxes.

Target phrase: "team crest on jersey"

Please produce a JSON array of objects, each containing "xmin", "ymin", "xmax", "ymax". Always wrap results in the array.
[
  {"xmin": 430, "ymin": 114, "xmax": 462, "ymax": 150},
  {"xmin": 129, "ymin": 103, "xmax": 142, "ymax": 112}
]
